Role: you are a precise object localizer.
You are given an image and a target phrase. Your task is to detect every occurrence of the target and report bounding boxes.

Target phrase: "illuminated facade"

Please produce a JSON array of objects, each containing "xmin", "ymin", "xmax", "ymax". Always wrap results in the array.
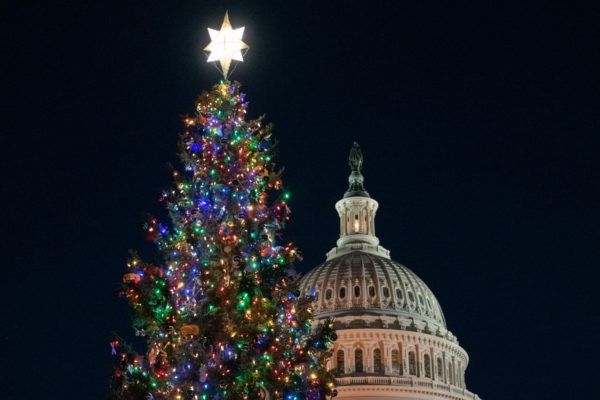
[{"xmin": 299, "ymin": 144, "xmax": 481, "ymax": 400}]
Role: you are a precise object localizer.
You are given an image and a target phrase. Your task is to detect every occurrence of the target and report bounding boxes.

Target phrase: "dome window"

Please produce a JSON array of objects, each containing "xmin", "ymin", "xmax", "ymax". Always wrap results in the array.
[
  {"xmin": 427, "ymin": 298, "xmax": 432, "ymax": 308},
  {"xmin": 325, "ymin": 289, "xmax": 332, "ymax": 300},
  {"xmin": 418, "ymin": 294, "xmax": 425, "ymax": 305},
  {"xmin": 339, "ymin": 287, "xmax": 346, "ymax": 299},
  {"xmin": 437, "ymin": 357, "xmax": 443, "ymax": 379},
  {"xmin": 368, "ymin": 286, "xmax": 375, "ymax": 297},
  {"xmin": 408, "ymin": 291, "xmax": 415, "ymax": 303},
  {"xmin": 408, "ymin": 351, "xmax": 417, "ymax": 375},
  {"xmin": 382, "ymin": 287, "xmax": 390, "ymax": 298},
  {"xmin": 354, "ymin": 286, "xmax": 360, "ymax": 297},
  {"xmin": 395, "ymin": 288, "xmax": 403, "ymax": 300},
  {"xmin": 373, "ymin": 348, "xmax": 383, "ymax": 374},
  {"xmin": 391, "ymin": 349, "xmax": 401, "ymax": 375},
  {"xmin": 336, "ymin": 350, "xmax": 345, "ymax": 374},
  {"xmin": 424, "ymin": 354, "xmax": 432, "ymax": 378},
  {"xmin": 355, "ymin": 349, "xmax": 363, "ymax": 373}
]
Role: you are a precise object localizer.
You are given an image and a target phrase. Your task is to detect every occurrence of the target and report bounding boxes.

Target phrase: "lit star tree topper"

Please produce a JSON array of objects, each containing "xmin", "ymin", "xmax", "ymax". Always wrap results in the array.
[{"xmin": 204, "ymin": 12, "xmax": 249, "ymax": 79}]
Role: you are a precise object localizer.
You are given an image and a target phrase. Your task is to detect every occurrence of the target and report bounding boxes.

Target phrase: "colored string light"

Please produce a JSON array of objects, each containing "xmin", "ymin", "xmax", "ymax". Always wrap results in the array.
[{"xmin": 109, "ymin": 81, "xmax": 337, "ymax": 400}]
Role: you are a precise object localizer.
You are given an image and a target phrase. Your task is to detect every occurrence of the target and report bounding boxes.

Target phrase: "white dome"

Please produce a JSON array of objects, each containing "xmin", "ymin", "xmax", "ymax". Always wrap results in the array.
[
  {"xmin": 296, "ymin": 143, "xmax": 480, "ymax": 400},
  {"xmin": 299, "ymin": 251, "xmax": 449, "ymax": 338}
]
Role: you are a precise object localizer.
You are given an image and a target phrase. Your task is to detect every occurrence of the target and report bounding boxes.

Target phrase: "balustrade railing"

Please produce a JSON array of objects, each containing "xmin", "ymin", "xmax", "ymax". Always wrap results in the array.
[{"xmin": 334, "ymin": 375, "xmax": 479, "ymax": 399}]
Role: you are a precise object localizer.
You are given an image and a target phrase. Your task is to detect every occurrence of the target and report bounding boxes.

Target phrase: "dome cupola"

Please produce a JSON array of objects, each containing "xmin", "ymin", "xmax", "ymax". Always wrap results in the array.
[
  {"xmin": 328, "ymin": 142, "xmax": 390, "ymax": 260},
  {"xmin": 298, "ymin": 143, "xmax": 481, "ymax": 400}
]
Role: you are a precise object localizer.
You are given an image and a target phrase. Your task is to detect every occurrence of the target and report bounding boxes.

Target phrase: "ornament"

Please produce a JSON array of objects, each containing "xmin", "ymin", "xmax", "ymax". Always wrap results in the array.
[
  {"xmin": 199, "ymin": 364, "xmax": 208, "ymax": 383},
  {"xmin": 257, "ymin": 383, "xmax": 271, "ymax": 400},
  {"xmin": 181, "ymin": 324, "xmax": 200, "ymax": 336},
  {"xmin": 123, "ymin": 273, "xmax": 141, "ymax": 284},
  {"xmin": 110, "ymin": 340, "xmax": 119, "ymax": 355},
  {"xmin": 146, "ymin": 229, "xmax": 158, "ymax": 241},
  {"xmin": 134, "ymin": 328, "xmax": 146, "ymax": 337},
  {"xmin": 148, "ymin": 347, "xmax": 158, "ymax": 365},
  {"xmin": 258, "ymin": 139, "xmax": 271, "ymax": 151},
  {"xmin": 144, "ymin": 265, "xmax": 164, "ymax": 278}
]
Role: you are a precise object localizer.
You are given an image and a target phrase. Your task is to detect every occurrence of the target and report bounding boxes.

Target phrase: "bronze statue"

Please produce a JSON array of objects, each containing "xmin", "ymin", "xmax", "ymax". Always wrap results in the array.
[
  {"xmin": 345, "ymin": 142, "xmax": 369, "ymax": 198},
  {"xmin": 349, "ymin": 142, "xmax": 363, "ymax": 173}
]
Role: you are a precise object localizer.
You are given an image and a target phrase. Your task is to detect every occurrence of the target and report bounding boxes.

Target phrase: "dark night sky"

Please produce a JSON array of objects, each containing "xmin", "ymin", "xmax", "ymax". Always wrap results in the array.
[{"xmin": 3, "ymin": 1, "xmax": 599, "ymax": 399}]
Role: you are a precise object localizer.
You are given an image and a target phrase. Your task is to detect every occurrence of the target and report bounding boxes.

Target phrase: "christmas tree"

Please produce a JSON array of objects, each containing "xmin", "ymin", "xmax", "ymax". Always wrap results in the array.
[{"xmin": 109, "ymin": 14, "xmax": 336, "ymax": 400}]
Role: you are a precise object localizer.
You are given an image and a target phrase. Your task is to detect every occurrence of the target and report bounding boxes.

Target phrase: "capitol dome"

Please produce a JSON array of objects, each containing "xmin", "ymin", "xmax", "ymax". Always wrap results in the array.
[
  {"xmin": 299, "ymin": 143, "xmax": 480, "ymax": 400},
  {"xmin": 300, "ymin": 252, "xmax": 449, "ymax": 338}
]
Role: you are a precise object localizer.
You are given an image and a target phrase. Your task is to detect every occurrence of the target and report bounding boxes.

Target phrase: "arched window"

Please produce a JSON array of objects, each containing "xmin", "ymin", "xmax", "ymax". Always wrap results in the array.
[
  {"xmin": 336, "ymin": 350, "xmax": 345, "ymax": 374},
  {"xmin": 355, "ymin": 349, "xmax": 363, "ymax": 373},
  {"xmin": 424, "ymin": 354, "xmax": 432, "ymax": 378},
  {"xmin": 325, "ymin": 289, "xmax": 332, "ymax": 300},
  {"xmin": 373, "ymin": 348, "xmax": 382, "ymax": 374},
  {"xmin": 391, "ymin": 349, "xmax": 401, "ymax": 374},
  {"xmin": 354, "ymin": 286, "xmax": 360, "ymax": 298},
  {"xmin": 408, "ymin": 351, "xmax": 417, "ymax": 375},
  {"xmin": 395, "ymin": 288, "xmax": 403, "ymax": 300},
  {"xmin": 368, "ymin": 286, "xmax": 375, "ymax": 297},
  {"xmin": 448, "ymin": 361, "xmax": 454, "ymax": 385},
  {"xmin": 339, "ymin": 287, "xmax": 346, "ymax": 299},
  {"xmin": 382, "ymin": 287, "xmax": 390, "ymax": 298},
  {"xmin": 437, "ymin": 357, "xmax": 443, "ymax": 379}
]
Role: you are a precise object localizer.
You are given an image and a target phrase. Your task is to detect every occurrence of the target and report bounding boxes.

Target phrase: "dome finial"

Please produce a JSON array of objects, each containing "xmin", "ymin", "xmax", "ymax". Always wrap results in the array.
[
  {"xmin": 349, "ymin": 142, "xmax": 363, "ymax": 173},
  {"xmin": 345, "ymin": 142, "xmax": 369, "ymax": 198}
]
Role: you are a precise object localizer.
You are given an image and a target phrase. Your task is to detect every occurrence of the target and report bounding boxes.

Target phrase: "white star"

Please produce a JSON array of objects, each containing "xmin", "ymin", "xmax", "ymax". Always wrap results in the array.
[{"xmin": 204, "ymin": 12, "xmax": 249, "ymax": 79}]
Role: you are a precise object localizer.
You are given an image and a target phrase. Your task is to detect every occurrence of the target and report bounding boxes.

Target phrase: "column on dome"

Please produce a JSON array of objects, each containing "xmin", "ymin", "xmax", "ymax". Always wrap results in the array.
[
  {"xmin": 442, "ymin": 352, "xmax": 447, "ymax": 383},
  {"xmin": 365, "ymin": 344, "xmax": 372, "ymax": 373},
  {"xmin": 429, "ymin": 347, "xmax": 435, "ymax": 379},
  {"xmin": 453, "ymin": 357, "xmax": 458, "ymax": 386},
  {"xmin": 448, "ymin": 357, "xmax": 455, "ymax": 386},
  {"xmin": 361, "ymin": 269, "xmax": 368, "ymax": 308},
  {"xmin": 384, "ymin": 344, "xmax": 393, "ymax": 375}
]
